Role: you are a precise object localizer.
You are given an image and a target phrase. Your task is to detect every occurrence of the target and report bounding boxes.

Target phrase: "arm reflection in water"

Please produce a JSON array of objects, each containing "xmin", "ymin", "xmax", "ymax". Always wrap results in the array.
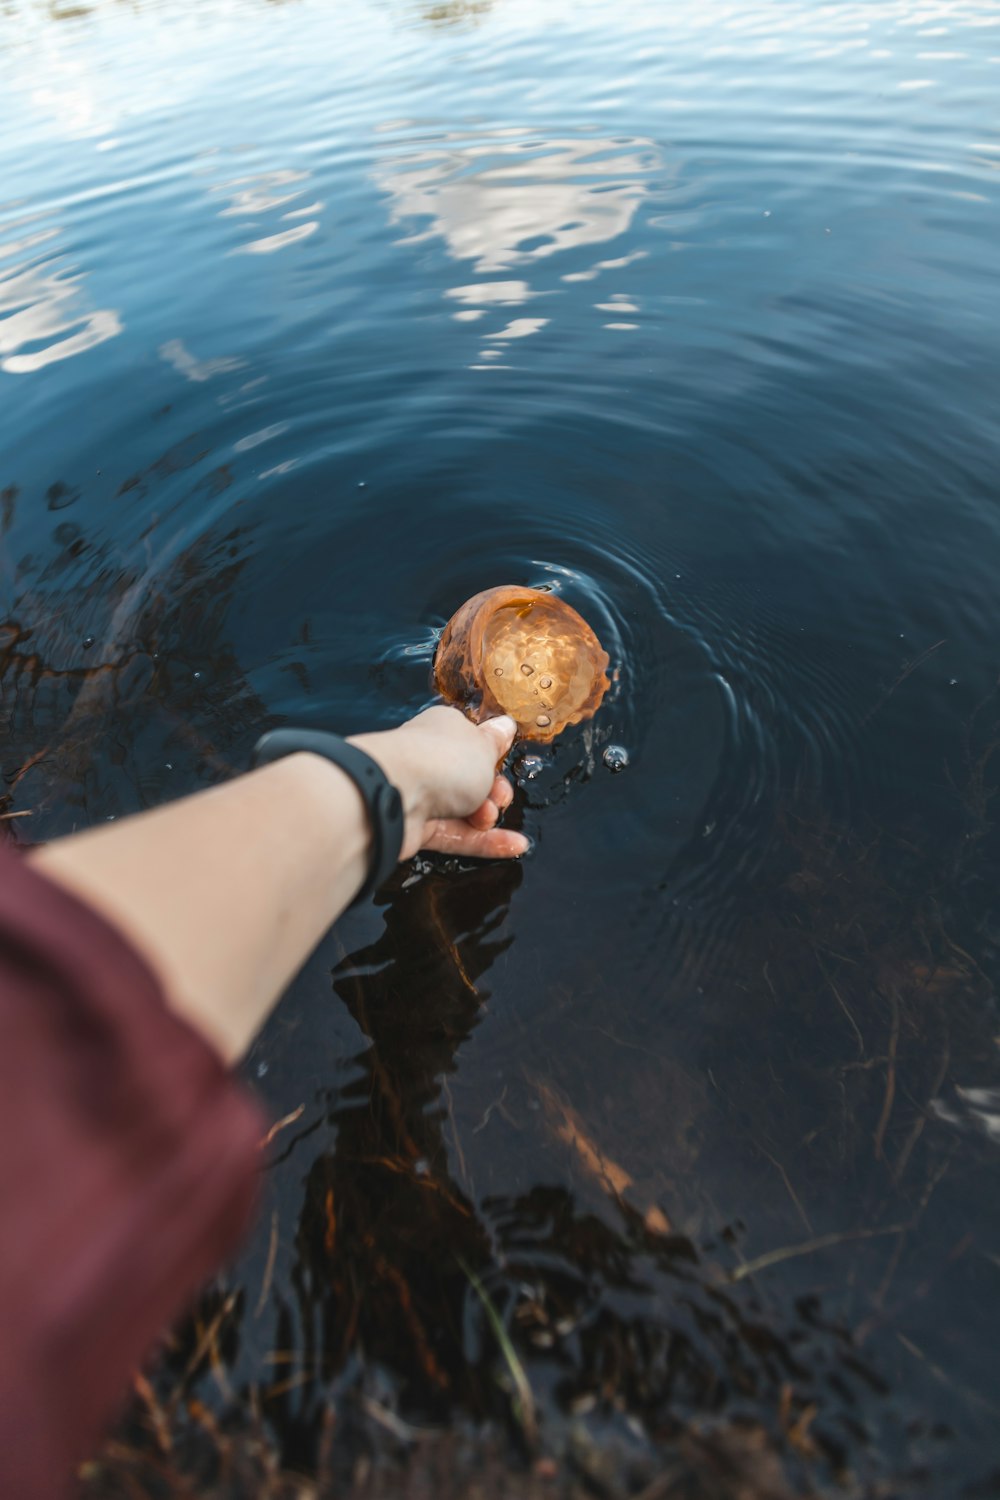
[{"xmin": 290, "ymin": 857, "xmax": 523, "ymax": 1415}]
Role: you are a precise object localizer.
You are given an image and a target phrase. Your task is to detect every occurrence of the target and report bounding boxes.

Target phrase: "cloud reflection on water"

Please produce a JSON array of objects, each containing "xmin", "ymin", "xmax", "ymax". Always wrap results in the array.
[
  {"xmin": 0, "ymin": 212, "xmax": 121, "ymax": 374},
  {"xmin": 204, "ymin": 161, "xmax": 322, "ymax": 255},
  {"xmin": 377, "ymin": 130, "xmax": 655, "ymax": 274},
  {"xmin": 376, "ymin": 127, "xmax": 658, "ymax": 362},
  {"xmin": 159, "ymin": 338, "xmax": 245, "ymax": 384}
]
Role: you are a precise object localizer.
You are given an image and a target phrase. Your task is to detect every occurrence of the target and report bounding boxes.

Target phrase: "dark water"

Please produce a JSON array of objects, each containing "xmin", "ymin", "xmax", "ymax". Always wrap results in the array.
[{"xmin": 3, "ymin": 0, "xmax": 1000, "ymax": 1493}]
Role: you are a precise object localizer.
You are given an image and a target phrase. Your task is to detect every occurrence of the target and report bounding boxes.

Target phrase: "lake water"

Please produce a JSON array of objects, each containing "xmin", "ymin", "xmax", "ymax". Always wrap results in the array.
[{"xmin": 3, "ymin": 1, "xmax": 1000, "ymax": 1494}]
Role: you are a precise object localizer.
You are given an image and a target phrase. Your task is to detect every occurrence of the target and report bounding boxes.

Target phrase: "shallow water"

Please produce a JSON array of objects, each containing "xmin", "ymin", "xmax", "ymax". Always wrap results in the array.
[{"xmin": 3, "ymin": 0, "xmax": 1000, "ymax": 1492}]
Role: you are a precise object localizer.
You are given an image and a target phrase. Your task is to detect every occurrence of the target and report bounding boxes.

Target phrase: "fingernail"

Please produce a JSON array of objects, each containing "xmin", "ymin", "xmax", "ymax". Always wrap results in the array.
[{"xmin": 491, "ymin": 714, "xmax": 516, "ymax": 737}]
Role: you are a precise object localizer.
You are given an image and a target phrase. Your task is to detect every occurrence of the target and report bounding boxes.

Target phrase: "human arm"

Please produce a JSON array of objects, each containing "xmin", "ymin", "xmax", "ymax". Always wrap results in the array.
[
  {"xmin": 0, "ymin": 705, "xmax": 525, "ymax": 1496},
  {"xmin": 29, "ymin": 706, "xmax": 525, "ymax": 1065}
]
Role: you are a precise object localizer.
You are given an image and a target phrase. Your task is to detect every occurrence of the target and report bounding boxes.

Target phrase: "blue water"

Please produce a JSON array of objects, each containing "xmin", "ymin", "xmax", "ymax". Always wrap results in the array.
[{"xmin": 3, "ymin": 1, "xmax": 1000, "ymax": 1492}]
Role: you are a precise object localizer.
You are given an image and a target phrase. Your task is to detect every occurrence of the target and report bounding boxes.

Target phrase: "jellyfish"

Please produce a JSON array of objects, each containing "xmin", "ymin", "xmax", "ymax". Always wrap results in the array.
[{"xmin": 434, "ymin": 586, "xmax": 610, "ymax": 744}]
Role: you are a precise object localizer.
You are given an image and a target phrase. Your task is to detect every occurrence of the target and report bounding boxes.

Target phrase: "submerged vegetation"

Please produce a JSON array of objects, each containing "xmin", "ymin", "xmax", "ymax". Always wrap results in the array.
[
  {"xmin": 4, "ymin": 486, "xmax": 1000, "ymax": 1497},
  {"xmin": 13, "ymin": 637, "xmax": 990, "ymax": 1496}
]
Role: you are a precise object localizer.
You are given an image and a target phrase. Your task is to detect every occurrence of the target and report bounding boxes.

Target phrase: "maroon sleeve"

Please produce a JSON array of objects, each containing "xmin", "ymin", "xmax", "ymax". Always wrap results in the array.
[{"xmin": 0, "ymin": 842, "xmax": 265, "ymax": 1500}]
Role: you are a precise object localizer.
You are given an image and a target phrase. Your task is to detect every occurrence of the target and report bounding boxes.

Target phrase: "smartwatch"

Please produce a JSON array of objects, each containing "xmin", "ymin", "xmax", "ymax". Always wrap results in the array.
[{"xmin": 250, "ymin": 728, "xmax": 404, "ymax": 907}]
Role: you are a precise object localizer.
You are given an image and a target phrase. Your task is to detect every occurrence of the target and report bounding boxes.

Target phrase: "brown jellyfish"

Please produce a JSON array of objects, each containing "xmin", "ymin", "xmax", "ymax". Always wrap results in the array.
[{"xmin": 434, "ymin": 585, "xmax": 610, "ymax": 744}]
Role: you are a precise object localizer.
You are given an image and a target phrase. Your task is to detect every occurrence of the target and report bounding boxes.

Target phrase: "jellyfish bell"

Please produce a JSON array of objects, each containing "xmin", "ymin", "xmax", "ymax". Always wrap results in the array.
[{"xmin": 434, "ymin": 585, "xmax": 610, "ymax": 744}]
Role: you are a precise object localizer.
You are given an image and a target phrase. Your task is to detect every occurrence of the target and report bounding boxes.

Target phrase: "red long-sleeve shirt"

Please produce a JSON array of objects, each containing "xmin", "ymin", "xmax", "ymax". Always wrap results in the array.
[{"xmin": 0, "ymin": 842, "xmax": 263, "ymax": 1498}]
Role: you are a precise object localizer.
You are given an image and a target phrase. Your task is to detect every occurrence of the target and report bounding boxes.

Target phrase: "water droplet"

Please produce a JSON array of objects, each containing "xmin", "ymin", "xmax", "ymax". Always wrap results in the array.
[
  {"xmin": 539, "ymin": 676, "xmax": 553, "ymax": 689},
  {"xmin": 82, "ymin": 635, "xmax": 94, "ymax": 649},
  {"xmin": 256, "ymin": 1060, "xmax": 269, "ymax": 1078},
  {"xmin": 521, "ymin": 662, "xmax": 534, "ymax": 676},
  {"xmin": 164, "ymin": 762, "xmax": 173, "ymax": 771},
  {"xmin": 106, "ymin": 814, "xmax": 116, "ymax": 822},
  {"xmin": 193, "ymin": 670, "xmax": 202, "ymax": 680},
  {"xmin": 494, "ymin": 666, "xmax": 504, "ymax": 677},
  {"xmin": 516, "ymin": 754, "xmax": 544, "ymax": 782},
  {"xmin": 414, "ymin": 1157, "xmax": 430, "ymax": 1177},
  {"xmin": 536, "ymin": 713, "xmax": 551, "ymax": 728},
  {"xmin": 763, "ymin": 209, "xmax": 771, "ymax": 217},
  {"xmin": 950, "ymin": 678, "xmax": 959, "ymax": 686},
  {"xmin": 357, "ymin": 480, "xmax": 366, "ymax": 489},
  {"xmin": 603, "ymin": 745, "xmax": 629, "ymax": 773}
]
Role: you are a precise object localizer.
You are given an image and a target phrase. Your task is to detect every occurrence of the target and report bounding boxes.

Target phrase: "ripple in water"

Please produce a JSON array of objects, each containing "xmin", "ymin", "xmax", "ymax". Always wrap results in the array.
[{"xmin": 4, "ymin": 0, "xmax": 1000, "ymax": 1490}]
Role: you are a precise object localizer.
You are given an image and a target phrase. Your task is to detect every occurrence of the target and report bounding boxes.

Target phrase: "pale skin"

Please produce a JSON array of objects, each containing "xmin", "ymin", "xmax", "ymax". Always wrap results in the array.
[{"xmin": 30, "ymin": 706, "xmax": 527, "ymax": 1065}]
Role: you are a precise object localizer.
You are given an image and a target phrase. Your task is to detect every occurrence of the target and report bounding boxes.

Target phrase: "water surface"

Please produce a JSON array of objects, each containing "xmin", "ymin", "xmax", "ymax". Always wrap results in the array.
[{"xmin": 3, "ymin": 1, "xmax": 1000, "ymax": 1493}]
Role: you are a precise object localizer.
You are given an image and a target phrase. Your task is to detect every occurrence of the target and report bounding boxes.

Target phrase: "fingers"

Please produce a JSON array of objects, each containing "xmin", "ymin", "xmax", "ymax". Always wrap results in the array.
[
  {"xmin": 466, "ymin": 798, "xmax": 499, "ymax": 833},
  {"xmin": 390, "ymin": 708, "xmax": 516, "ymax": 823},
  {"xmin": 422, "ymin": 819, "xmax": 530, "ymax": 860},
  {"xmin": 465, "ymin": 774, "xmax": 514, "ymax": 832},
  {"xmin": 492, "ymin": 774, "xmax": 514, "ymax": 812},
  {"xmin": 477, "ymin": 714, "xmax": 517, "ymax": 763}
]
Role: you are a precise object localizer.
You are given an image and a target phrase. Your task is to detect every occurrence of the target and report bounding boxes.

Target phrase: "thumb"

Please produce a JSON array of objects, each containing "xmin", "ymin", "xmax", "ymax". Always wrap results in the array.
[{"xmin": 478, "ymin": 714, "xmax": 517, "ymax": 764}]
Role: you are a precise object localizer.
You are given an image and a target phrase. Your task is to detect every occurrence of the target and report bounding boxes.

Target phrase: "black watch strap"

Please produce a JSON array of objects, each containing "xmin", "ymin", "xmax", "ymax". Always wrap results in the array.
[{"xmin": 250, "ymin": 729, "xmax": 404, "ymax": 907}]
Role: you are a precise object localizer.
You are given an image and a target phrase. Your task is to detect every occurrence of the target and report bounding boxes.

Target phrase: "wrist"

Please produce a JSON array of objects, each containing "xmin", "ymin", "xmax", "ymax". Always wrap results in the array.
[
  {"xmin": 346, "ymin": 728, "xmax": 429, "ymax": 832},
  {"xmin": 280, "ymin": 752, "xmax": 372, "ymax": 861}
]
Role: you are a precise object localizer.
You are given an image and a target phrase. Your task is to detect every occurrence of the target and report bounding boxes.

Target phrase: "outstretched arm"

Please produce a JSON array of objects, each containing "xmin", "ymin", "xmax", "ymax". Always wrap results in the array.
[{"xmin": 30, "ymin": 706, "xmax": 525, "ymax": 1064}]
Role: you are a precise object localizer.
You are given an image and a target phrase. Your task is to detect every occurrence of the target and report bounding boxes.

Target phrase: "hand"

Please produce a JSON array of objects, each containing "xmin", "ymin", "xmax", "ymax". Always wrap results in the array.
[{"xmin": 349, "ymin": 706, "xmax": 529, "ymax": 862}]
